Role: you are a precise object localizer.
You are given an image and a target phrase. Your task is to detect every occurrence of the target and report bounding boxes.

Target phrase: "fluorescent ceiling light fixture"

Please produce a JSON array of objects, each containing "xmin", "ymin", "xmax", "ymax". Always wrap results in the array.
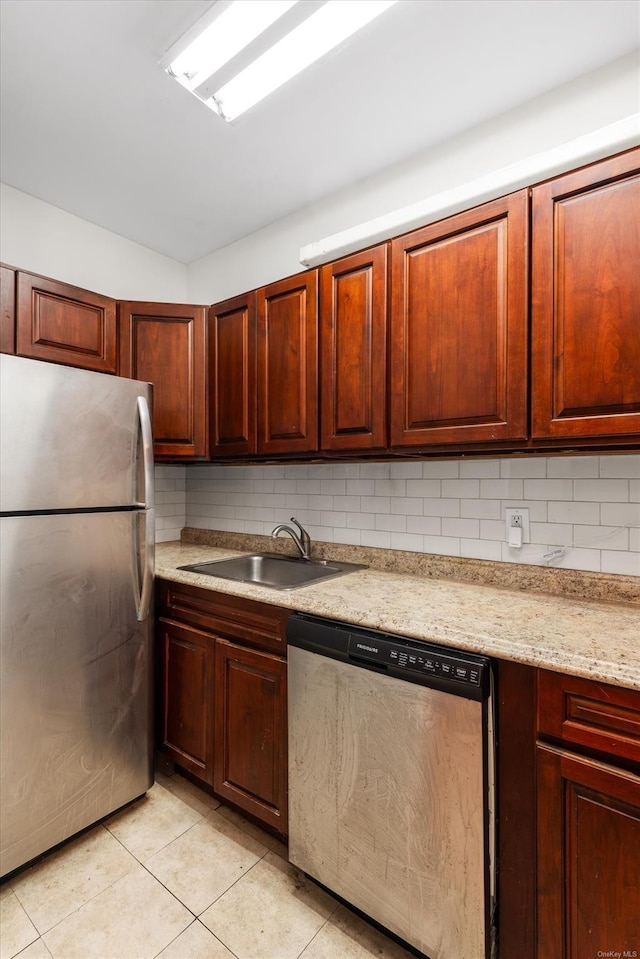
[
  {"xmin": 168, "ymin": 1, "xmax": 297, "ymax": 91},
  {"xmin": 211, "ymin": 0, "xmax": 397, "ymax": 121}
]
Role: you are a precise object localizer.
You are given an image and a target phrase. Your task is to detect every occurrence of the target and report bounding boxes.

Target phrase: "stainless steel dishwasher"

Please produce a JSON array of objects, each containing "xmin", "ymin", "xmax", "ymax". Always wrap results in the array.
[{"xmin": 287, "ymin": 613, "xmax": 495, "ymax": 959}]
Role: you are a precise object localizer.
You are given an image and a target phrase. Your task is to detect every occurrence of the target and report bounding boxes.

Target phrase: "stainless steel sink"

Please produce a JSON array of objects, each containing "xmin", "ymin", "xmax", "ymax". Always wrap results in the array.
[{"xmin": 178, "ymin": 553, "xmax": 366, "ymax": 590}]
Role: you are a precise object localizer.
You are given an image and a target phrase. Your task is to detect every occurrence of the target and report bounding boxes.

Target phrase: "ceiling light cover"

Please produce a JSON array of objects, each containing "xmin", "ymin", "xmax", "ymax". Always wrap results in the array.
[
  {"xmin": 211, "ymin": 0, "xmax": 398, "ymax": 121},
  {"xmin": 169, "ymin": 0, "xmax": 297, "ymax": 90}
]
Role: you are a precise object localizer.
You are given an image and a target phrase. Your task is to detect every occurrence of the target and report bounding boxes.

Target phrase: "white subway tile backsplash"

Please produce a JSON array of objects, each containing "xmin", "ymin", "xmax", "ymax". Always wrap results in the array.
[
  {"xmin": 406, "ymin": 479, "xmax": 441, "ymax": 498},
  {"xmin": 600, "ymin": 502, "xmax": 640, "ymax": 528},
  {"xmin": 423, "ymin": 498, "xmax": 461, "ymax": 518},
  {"xmin": 361, "ymin": 529, "xmax": 391, "ymax": 548},
  {"xmin": 441, "ymin": 479, "xmax": 480, "ymax": 499},
  {"xmin": 391, "ymin": 532, "xmax": 425, "ymax": 551},
  {"xmin": 422, "ymin": 461, "xmax": 459, "ymax": 478},
  {"xmin": 601, "ymin": 550, "xmax": 640, "ymax": 575},
  {"xmin": 334, "ymin": 527, "xmax": 361, "ymax": 545},
  {"xmin": 327, "ymin": 464, "xmax": 361, "ymax": 479},
  {"xmin": 599, "ymin": 455, "xmax": 640, "ymax": 479},
  {"xmin": 347, "ymin": 512, "xmax": 376, "ymax": 530},
  {"xmin": 442, "ymin": 517, "xmax": 480, "ymax": 539},
  {"xmin": 333, "ymin": 496, "xmax": 361, "ymax": 511},
  {"xmin": 320, "ymin": 479, "xmax": 347, "ymax": 495},
  {"xmin": 361, "ymin": 496, "xmax": 391, "ymax": 513},
  {"xmin": 480, "ymin": 519, "xmax": 506, "ymax": 541},
  {"xmin": 480, "ymin": 479, "xmax": 523, "ymax": 499},
  {"xmin": 500, "ymin": 457, "xmax": 547, "ymax": 478},
  {"xmin": 423, "ymin": 535, "xmax": 461, "ymax": 556},
  {"xmin": 375, "ymin": 514, "xmax": 407, "ymax": 532},
  {"xmin": 410, "ymin": 516, "xmax": 442, "ymax": 535},
  {"xmin": 359, "ymin": 463, "xmax": 391, "ymax": 479},
  {"xmin": 168, "ymin": 454, "xmax": 640, "ymax": 576},
  {"xmin": 555, "ymin": 548, "xmax": 602, "ymax": 573},
  {"xmin": 574, "ymin": 479, "xmax": 629, "ymax": 502},
  {"xmin": 547, "ymin": 456, "xmax": 600, "ymax": 478},
  {"xmin": 347, "ymin": 479, "xmax": 376, "ymax": 496},
  {"xmin": 574, "ymin": 525, "xmax": 629, "ymax": 551},
  {"xmin": 390, "ymin": 498, "xmax": 424, "ymax": 515},
  {"xmin": 501, "ymin": 543, "xmax": 547, "ymax": 564},
  {"xmin": 375, "ymin": 479, "xmax": 407, "ymax": 496},
  {"xmin": 548, "ymin": 501, "xmax": 600, "ymax": 525},
  {"xmin": 461, "ymin": 499, "xmax": 502, "ymax": 520},
  {"xmin": 524, "ymin": 479, "xmax": 573, "ymax": 501},
  {"xmin": 529, "ymin": 522, "xmax": 574, "ymax": 546},
  {"xmin": 461, "ymin": 539, "xmax": 502, "ymax": 561},
  {"xmin": 460, "ymin": 459, "xmax": 500, "ymax": 478},
  {"xmin": 389, "ymin": 462, "xmax": 424, "ymax": 478}
]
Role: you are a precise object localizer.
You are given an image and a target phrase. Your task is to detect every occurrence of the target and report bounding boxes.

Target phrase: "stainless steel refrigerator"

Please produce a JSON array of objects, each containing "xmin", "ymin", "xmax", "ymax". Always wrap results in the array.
[{"xmin": 0, "ymin": 354, "xmax": 155, "ymax": 878}]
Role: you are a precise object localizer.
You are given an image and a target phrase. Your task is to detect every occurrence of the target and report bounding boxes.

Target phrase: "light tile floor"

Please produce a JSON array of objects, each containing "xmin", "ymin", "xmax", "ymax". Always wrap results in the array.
[{"xmin": 1, "ymin": 760, "xmax": 415, "ymax": 959}]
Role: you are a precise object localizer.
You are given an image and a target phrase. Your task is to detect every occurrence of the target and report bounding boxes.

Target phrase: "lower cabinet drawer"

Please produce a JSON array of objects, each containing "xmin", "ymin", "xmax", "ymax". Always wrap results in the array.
[{"xmin": 537, "ymin": 669, "xmax": 640, "ymax": 764}]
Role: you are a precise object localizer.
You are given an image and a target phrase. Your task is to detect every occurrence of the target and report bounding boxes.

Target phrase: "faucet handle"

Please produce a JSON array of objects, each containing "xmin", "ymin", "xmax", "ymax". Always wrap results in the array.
[{"xmin": 289, "ymin": 517, "xmax": 311, "ymax": 557}]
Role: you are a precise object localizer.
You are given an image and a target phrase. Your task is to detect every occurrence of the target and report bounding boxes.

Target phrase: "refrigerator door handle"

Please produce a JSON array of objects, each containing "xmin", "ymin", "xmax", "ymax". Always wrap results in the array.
[
  {"xmin": 135, "ymin": 396, "xmax": 155, "ymax": 622},
  {"xmin": 137, "ymin": 396, "xmax": 155, "ymax": 510}
]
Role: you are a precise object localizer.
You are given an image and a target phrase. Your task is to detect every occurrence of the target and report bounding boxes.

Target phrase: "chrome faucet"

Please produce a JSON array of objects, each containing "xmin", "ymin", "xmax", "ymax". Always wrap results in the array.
[{"xmin": 271, "ymin": 517, "xmax": 312, "ymax": 560}]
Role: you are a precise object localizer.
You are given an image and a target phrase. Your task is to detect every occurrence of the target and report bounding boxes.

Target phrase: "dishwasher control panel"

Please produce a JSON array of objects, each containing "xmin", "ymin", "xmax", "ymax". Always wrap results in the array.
[
  {"xmin": 286, "ymin": 612, "xmax": 490, "ymax": 701},
  {"xmin": 348, "ymin": 635, "xmax": 484, "ymax": 689}
]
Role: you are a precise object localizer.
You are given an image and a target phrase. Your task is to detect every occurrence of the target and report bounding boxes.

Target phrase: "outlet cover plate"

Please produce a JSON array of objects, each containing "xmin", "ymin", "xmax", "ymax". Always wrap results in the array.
[{"xmin": 505, "ymin": 507, "xmax": 530, "ymax": 543}]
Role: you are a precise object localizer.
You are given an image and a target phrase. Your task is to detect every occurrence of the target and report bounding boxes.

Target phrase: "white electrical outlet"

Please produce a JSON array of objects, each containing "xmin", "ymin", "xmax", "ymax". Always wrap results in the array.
[{"xmin": 505, "ymin": 508, "xmax": 530, "ymax": 544}]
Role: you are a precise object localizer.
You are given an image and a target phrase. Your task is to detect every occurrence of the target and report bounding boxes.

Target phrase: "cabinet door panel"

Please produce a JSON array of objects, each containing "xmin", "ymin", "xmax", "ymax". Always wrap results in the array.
[
  {"xmin": 17, "ymin": 272, "xmax": 117, "ymax": 373},
  {"xmin": 390, "ymin": 191, "xmax": 528, "ymax": 447},
  {"xmin": 532, "ymin": 149, "xmax": 640, "ymax": 439},
  {"xmin": 321, "ymin": 245, "xmax": 388, "ymax": 451},
  {"xmin": 158, "ymin": 618, "xmax": 215, "ymax": 786},
  {"xmin": 119, "ymin": 302, "xmax": 207, "ymax": 460},
  {"xmin": 537, "ymin": 744, "xmax": 640, "ymax": 959},
  {"xmin": 214, "ymin": 638, "xmax": 287, "ymax": 834},
  {"xmin": 1, "ymin": 266, "xmax": 15, "ymax": 354},
  {"xmin": 209, "ymin": 292, "xmax": 257, "ymax": 457},
  {"xmin": 257, "ymin": 272, "xmax": 318, "ymax": 455}
]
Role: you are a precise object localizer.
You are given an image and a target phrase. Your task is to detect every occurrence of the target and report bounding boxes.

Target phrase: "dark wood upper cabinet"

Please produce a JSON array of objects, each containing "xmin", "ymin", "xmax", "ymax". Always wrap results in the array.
[
  {"xmin": 16, "ymin": 272, "xmax": 117, "ymax": 373},
  {"xmin": 531, "ymin": 148, "xmax": 640, "ymax": 441},
  {"xmin": 257, "ymin": 271, "xmax": 318, "ymax": 456},
  {"xmin": 0, "ymin": 266, "xmax": 16, "ymax": 355},
  {"xmin": 119, "ymin": 301, "xmax": 208, "ymax": 461},
  {"xmin": 320, "ymin": 245, "xmax": 388, "ymax": 452},
  {"xmin": 390, "ymin": 190, "xmax": 528, "ymax": 448},
  {"xmin": 209, "ymin": 292, "xmax": 257, "ymax": 458}
]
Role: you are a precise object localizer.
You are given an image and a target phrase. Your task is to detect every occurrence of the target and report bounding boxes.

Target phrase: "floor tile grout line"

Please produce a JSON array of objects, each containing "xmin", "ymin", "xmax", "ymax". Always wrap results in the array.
[{"xmin": 9, "ymin": 823, "xmax": 135, "ymax": 940}]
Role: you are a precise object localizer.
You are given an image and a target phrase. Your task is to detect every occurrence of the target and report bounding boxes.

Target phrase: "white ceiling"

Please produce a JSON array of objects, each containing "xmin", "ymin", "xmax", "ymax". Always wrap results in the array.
[{"xmin": 1, "ymin": 0, "xmax": 638, "ymax": 264}]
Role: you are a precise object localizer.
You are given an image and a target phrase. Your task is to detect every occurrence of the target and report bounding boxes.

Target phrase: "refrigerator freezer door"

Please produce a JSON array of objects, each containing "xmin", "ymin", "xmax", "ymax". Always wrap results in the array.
[
  {"xmin": 0, "ymin": 511, "xmax": 153, "ymax": 877},
  {"xmin": 0, "ymin": 354, "xmax": 152, "ymax": 512}
]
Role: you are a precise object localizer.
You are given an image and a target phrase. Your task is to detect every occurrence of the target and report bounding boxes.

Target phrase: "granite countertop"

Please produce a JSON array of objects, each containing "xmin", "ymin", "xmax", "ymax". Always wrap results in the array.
[{"xmin": 155, "ymin": 541, "xmax": 640, "ymax": 691}]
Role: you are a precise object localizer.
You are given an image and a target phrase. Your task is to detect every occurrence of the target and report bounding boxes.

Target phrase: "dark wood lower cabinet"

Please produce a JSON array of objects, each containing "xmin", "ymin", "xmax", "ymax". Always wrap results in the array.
[
  {"xmin": 157, "ymin": 617, "xmax": 215, "ymax": 786},
  {"xmin": 155, "ymin": 580, "xmax": 289, "ymax": 835},
  {"xmin": 536, "ymin": 745, "xmax": 640, "ymax": 959},
  {"xmin": 214, "ymin": 638, "xmax": 287, "ymax": 835},
  {"xmin": 536, "ymin": 671, "xmax": 640, "ymax": 959}
]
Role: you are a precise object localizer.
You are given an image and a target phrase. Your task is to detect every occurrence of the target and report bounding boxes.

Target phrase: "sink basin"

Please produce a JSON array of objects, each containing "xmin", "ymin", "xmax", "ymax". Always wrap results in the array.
[{"xmin": 178, "ymin": 553, "xmax": 366, "ymax": 590}]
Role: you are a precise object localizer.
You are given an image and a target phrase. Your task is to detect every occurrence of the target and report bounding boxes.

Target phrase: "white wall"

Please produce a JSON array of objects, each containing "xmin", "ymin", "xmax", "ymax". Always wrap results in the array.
[
  {"xmin": 180, "ymin": 456, "xmax": 640, "ymax": 577},
  {"xmin": 0, "ymin": 184, "xmax": 188, "ymax": 302},
  {"xmin": 187, "ymin": 53, "xmax": 639, "ymax": 303}
]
